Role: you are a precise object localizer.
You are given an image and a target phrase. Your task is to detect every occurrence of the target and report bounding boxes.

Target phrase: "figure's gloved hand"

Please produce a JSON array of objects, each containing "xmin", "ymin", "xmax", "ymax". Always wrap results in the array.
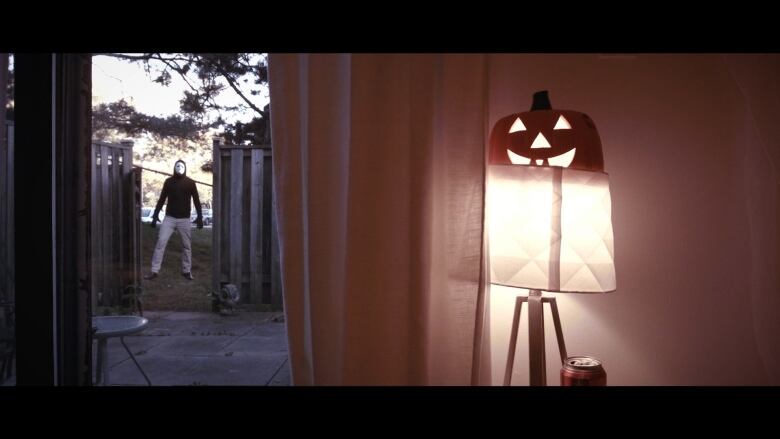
[
  {"xmin": 151, "ymin": 214, "xmax": 160, "ymax": 228},
  {"xmin": 196, "ymin": 216, "xmax": 204, "ymax": 229}
]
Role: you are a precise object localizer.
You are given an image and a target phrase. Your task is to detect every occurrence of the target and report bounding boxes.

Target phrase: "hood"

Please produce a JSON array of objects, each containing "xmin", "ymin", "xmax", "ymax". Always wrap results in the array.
[{"xmin": 173, "ymin": 160, "xmax": 187, "ymax": 178}]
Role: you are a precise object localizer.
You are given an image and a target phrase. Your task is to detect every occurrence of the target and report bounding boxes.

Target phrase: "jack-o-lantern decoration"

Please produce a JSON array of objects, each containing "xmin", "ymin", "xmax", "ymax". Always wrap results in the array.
[{"xmin": 489, "ymin": 90, "xmax": 604, "ymax": 172}]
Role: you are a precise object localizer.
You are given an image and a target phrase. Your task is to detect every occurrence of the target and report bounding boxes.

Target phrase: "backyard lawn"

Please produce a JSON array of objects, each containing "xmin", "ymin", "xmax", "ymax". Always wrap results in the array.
[
  {"xmin": 139, "ymin": 224, "xmax": 274, "ymax": 312},
  {"xmin": 94, "ymin": 222, "xmax": 272, "ymax": 313},
  {"xmin": 140, "ymin": 223, "xmax": 214, "ymax": 311}
]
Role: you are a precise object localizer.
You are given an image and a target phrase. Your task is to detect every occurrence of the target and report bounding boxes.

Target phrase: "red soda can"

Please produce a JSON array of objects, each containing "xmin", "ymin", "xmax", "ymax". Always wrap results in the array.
[{"xmin": 560, "ymin": 356, "xmax": 606, "ymax": 386}]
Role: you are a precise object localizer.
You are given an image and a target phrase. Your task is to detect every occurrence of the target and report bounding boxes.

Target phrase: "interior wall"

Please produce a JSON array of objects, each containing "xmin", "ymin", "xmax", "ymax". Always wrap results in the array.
[{"xmin": 485, "ymin": 54, "xmax": 780, "ymax": 385}]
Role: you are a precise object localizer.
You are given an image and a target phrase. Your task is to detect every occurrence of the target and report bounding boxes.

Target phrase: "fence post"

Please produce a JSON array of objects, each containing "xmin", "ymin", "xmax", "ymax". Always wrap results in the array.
[
  {"xmin": 119, "ymin": 141, "xmax": 133, "ymax": 305},
  {"xmin": 0, "ymin": 55, "xmax": 10, "ymax": 305},
  {"xmin": 212, "ymin": 137, "xmax": 222, "ymax": 298},
  {"xmin": 120, "ymin": 141, "xmax": 136, "ymax": 311},
  {"xmin": 90, "ymin": 144, "xmax": 99, "ymax": 310},
  {"xmin": 0, "ymin": 116, "xmax": 6, "ymax": 298},
  {"xmin": 6, "ymin": 122, "xmax": 12, "ymax": 305}
]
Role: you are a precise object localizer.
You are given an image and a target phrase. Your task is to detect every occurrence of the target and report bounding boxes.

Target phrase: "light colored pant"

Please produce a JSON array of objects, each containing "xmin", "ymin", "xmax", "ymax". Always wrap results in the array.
[{"xmin": 150, "ymin": 216, "xmax": 192, "ymax": 273}]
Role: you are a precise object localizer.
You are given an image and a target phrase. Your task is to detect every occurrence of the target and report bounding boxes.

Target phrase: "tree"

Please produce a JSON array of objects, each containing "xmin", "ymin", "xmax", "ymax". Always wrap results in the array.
[
  {"xmin": 92, "ymin": 53, "xmax": 270, "ymax": 148},
  {"xmin": 92, "ymin": 99, "xmax": 207, "ymax": 141}
]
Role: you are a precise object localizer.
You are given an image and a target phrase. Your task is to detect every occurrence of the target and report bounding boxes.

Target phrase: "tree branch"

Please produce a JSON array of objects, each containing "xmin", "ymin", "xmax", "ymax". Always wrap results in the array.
[{"xmin": 213, "ymin": 63, "xmax": 264, "ymax": 116}]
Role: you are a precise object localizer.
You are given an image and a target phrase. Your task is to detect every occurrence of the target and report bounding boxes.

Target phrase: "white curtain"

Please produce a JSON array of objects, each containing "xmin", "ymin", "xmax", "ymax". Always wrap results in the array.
[
  {"xmin": 269, "ymin": 54, "xmax": 489, "ymax": 385},
  {"xmin": 270, "ymin": 54, "xmax": 780, "ymax": 386}
]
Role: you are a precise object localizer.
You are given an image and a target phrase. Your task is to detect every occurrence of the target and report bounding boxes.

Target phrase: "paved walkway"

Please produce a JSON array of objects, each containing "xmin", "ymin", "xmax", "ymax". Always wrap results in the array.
[{"xmin": 93, "ymin": 311, "xmax": 291, "ymax": 386}]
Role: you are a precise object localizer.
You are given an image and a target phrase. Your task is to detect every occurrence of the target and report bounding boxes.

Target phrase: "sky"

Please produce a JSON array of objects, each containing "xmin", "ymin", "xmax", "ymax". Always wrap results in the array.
[{"xmin": 91, "ymin": 54, "xmax": 269, "ymax": 125}]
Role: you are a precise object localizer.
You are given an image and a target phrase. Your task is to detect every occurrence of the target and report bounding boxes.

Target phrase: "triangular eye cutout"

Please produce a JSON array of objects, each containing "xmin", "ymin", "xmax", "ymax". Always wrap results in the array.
[
  {"xmin": 508, "ymin": 117, "xmax": 527, "ymax": 133},
  {"xmin": 553, "ymin": 115, "xmax": 571, "ymax": 130}
]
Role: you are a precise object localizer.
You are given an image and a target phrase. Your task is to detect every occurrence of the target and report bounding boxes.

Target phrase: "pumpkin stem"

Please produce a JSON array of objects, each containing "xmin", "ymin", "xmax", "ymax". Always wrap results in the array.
[{"xmin": 531, "ymin": 90, "xmax": 552, "ymax": 111}]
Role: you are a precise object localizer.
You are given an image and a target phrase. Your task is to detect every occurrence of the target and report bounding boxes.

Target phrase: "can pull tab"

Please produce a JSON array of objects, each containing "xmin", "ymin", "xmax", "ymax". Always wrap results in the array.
[
  {"xmin": 572, "ymin": 358, "xmax": 593, "ymax": 367},
  {"xmin": 566, "ymin": 356, "xmax": 601, "ymax": 368}
]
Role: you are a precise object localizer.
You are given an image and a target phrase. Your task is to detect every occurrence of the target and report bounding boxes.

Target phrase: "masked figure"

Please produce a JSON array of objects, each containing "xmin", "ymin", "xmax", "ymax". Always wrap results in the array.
[{"xmin": 144, "ymin": 160, "xmax": 203, "ymax": 281}]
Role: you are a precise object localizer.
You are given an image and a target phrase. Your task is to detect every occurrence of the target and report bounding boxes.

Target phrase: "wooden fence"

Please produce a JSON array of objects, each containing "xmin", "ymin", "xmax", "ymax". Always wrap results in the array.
[
  {"xmin": 90, "ymin": 140, "xmax": 141, "ymax": 308},
  {"xmin": 0, "ymin": 121, "xmax": 13, "ymax": 306},
  {"xmin": 3, "ymin": 132, "xmax": 280, "ymax": 311},
  {"xmin": 212, "ymin": 139, "xmax": 281, "ymax": 309}
]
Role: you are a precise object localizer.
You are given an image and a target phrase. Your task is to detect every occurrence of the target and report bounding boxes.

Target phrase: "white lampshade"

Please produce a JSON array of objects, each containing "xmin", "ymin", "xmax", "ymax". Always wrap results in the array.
[{"xmin": 487, "ymin": 165, "xmax": 616, "ymax": 293}]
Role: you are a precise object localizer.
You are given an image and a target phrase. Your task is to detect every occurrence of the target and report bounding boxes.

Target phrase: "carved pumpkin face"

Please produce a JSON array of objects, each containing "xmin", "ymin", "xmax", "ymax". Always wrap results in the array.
[{"xmin": 489, "ymin": 92, "xmax": 604, "ymax": 172}]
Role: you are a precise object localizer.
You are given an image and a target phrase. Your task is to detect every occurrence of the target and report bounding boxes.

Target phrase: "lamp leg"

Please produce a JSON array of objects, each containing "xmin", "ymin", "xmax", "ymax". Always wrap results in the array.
[
  {"xmin": 504, "ymin": 296, "xmax": 525, "ymax": 386},
  {"xmin": 528, "ymin": 290, "xmax": 546, "ymax": 386},
  {"xmin": 548, "ymin": 297, "xmax": 568, "ymax": 365}
]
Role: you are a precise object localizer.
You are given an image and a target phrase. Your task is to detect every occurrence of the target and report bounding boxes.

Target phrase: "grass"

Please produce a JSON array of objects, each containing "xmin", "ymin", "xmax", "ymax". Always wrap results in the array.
[
  {"xmin": 140, "ymin": 223, "xmax": 214, "ymax": 311},
  {"xmin": 138, "ymin": 223, "xmax": 272, "ymax": 312}
]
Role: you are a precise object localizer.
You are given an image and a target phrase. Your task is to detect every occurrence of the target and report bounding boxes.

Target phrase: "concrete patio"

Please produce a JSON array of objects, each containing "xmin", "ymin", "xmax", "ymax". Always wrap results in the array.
[{"xmin": 92, "ymin": 311, "xmax": 291, "ymax": 386}]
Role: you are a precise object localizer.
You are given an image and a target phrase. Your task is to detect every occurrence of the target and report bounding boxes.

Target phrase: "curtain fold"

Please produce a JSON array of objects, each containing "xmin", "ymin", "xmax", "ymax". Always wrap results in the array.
[{"xmin": 269, "ymin": 54, "xmax": 488, "ymax": 385}]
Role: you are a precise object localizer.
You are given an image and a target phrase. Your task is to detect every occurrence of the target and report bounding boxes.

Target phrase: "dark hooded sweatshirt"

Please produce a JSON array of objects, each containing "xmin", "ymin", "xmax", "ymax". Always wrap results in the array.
[{"xmin": 154, "ymin": 160, "xmax": 202, "ymax": 219}]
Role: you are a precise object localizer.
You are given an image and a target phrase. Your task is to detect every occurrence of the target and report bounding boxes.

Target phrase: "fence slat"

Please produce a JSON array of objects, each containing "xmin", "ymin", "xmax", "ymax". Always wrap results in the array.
[
  {"xmin": 101, "ymin": 145, "xmax": 111, "ymax": 305},
  {"xmin": 91, "ymin": 145, "xmax": 99, "ymax": 310},
  {"xmin": 262, "ymin": 151, "xmax": 272, "ymax": 303},
  {"xmin": 120, "ymin": 145, "xmax": 133, "ymax": 296},
  {"xmin": 229, "ymin": 149, "xmax": 244, "ymax": 291},
  {"xmin": 0, "ymin": 132, "xmax": 5, "ymax": 303},
  {"xmin": 0, "ymin": 121, "xmax": 13, "ymax": 304},
  {"xmin": 249, "ymin": 149, "xmax": 264, "ymax": 304},
  {"xmin": 0, "ymin": 121, "xmax": 7, "ymax": 303},
  {"xmin": 271, "ymin": 191, "xmax": 282, "ymax": 310},
  {"xmin": 221, "ymin": 151, "xmax": 229, "ymax": 285},
  {"xmin": 134, "ymin": 169, "xmax": 142, "ymax": 292},
  {"xmin": 0, "ymin": 59, "xmax": 8, "ymax": 304},
  {"xmin": 114, "ymin": 147, "xmax": 125, "ymax": 300},
  {"xmin": 6, "ymin": 124, "xmax": 13, "ymax": 302}
]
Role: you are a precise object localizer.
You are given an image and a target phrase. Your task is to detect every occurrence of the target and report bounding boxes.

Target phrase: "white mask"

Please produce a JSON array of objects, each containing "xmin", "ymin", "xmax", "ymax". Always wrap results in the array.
[{"xmin": 175, "ymin": 162, "xmax": 186, "ymax": 175}]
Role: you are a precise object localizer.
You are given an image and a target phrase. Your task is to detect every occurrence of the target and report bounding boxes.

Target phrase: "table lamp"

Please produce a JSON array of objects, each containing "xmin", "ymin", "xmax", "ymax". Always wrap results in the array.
[{"xmin": 486, "ymin": 90, "xmax": 616, "ymax": 386}]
